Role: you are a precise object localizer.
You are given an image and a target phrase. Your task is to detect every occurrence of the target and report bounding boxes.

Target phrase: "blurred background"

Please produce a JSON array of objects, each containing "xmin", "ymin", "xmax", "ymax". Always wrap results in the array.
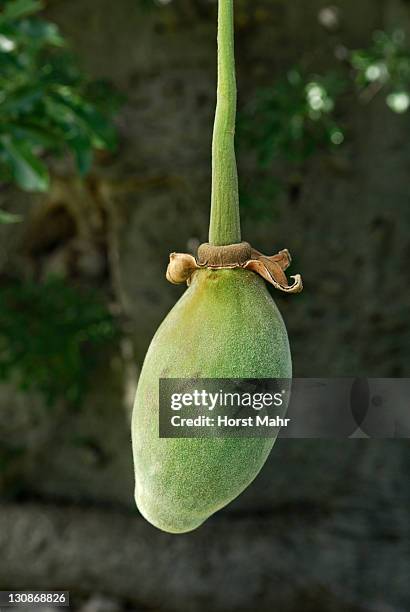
[{"xmin": 0, "ymin": 0, "xmax": 409, "ymax": 610}]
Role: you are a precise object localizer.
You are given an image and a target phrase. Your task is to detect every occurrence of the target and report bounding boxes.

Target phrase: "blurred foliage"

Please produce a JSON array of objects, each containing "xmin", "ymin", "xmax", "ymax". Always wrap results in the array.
[
  {"xmin": 238, "ymin": 29, "xmax": 410, "ymax": 218},
  {"xmin": 350, "ymin": 29, "xmax": 410, "ymax": 113},
  {"xmin": 0, "ymin": 277, "xmax": 117, "ymax": 406},
  {"xmin": 239, "ymin": 69, "xmax": 345, "ymax": 168},
  {"xmin": 238, "ymin": 69, "xmax": 345, "ymax": 218},
  {"xmin": 0, "ymin": 0, "xmax": 120, "ymax": 216}
]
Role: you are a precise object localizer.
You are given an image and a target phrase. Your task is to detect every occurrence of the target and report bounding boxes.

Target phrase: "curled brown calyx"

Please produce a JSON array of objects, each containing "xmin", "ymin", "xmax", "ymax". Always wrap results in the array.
[{"xmin": 166, "ymin": 242, "xmax": 303, "ymax": 294}]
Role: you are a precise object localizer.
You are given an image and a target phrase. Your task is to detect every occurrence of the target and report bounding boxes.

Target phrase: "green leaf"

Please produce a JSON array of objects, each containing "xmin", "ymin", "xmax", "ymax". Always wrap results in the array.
[
  {"xmin": 0, "ymin": 208, "xmax": 22, "ymax": 223},
  {"xmin": 17, "ymin": 18, "xmax": 64, "ymax": 46},
  {"xmin": 5, "ymin": 122, "xmax": 63, "ymax": 150},
  {"xmin": 0, "ymin": 135, "xmax": 49, "ymax": 191},
  {"xmin": 69, "ymin": 134, "xmax": 93, "ymax": 175},
  {"xmin": 53, "ymin": 92, "xmax": 117, "ymax": 150},
  {"xmin": 0, "ymin": 0, "xmax": 43, "ymax": 24},
  {"xmin": 0, "ymin": 84, "xmax": 44, "ymax": 114}
]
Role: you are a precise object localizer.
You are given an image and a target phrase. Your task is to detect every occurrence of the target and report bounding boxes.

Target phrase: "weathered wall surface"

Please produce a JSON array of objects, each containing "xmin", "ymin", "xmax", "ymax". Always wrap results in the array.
[
  {"xmin": 1, "ymin": 486, "xmax": 409, "ymax": 611},
  {"xmin": 0, "ymin": 1, "xmax": 409, "ymax": 610}
]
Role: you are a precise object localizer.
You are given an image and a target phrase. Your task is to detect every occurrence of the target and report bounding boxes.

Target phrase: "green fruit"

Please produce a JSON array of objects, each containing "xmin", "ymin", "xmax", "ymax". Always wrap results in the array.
[
  {"xmin": 132, "ymin": 268, "xmax": 291, "ymax": 533},
  {"xmin": 131, "ymin": 0, "xmax": 301, "ymax": 534}
]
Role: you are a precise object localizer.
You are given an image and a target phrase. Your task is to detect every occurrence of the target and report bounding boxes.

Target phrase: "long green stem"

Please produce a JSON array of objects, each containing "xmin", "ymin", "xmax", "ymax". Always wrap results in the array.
[{"xmin": 209, "ymin": 0, "xmax": 241, "ymax": 246}]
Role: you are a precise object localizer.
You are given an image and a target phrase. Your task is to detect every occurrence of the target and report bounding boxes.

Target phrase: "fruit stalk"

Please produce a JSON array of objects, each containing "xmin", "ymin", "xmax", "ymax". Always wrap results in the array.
[{"xmin": 209, "ymin": 0, "xmax": 241, "ymax": 246}]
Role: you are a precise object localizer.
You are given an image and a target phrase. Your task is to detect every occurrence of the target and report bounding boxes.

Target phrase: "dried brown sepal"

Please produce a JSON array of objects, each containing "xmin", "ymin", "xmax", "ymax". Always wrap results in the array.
[
  {"xmin": 166, "ymin": 253, "xmax": 199, "ymax": 284},
  {"xmin": 166, "ymin": 243, "xmax": 303, "ymax": 293}
]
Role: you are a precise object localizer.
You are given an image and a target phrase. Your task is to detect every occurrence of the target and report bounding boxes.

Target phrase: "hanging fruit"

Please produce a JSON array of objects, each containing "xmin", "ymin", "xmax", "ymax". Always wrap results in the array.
[{"xmin": 132, "ymin": 0, "xmax": 302, "ymax": 534}]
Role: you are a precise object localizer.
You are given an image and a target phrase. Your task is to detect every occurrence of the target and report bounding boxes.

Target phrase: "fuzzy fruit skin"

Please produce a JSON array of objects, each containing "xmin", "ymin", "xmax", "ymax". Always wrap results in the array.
[{"xmin": 132, "ymin": 268, "xmax": 291, "ymax": 534}]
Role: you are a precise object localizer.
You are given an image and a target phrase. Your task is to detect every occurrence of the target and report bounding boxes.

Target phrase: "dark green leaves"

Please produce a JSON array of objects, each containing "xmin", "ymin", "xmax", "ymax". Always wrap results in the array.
[
  {"xmin": 0, "ymin": 0, "xmax": 119, "ymax": 204},
  {"xmin": 1, "ymin": 134, "xmax": 49, "ymax": 190},
  {"xmin": 0, "ymin": 277, "xmax": 118, "ymax": 407}
]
